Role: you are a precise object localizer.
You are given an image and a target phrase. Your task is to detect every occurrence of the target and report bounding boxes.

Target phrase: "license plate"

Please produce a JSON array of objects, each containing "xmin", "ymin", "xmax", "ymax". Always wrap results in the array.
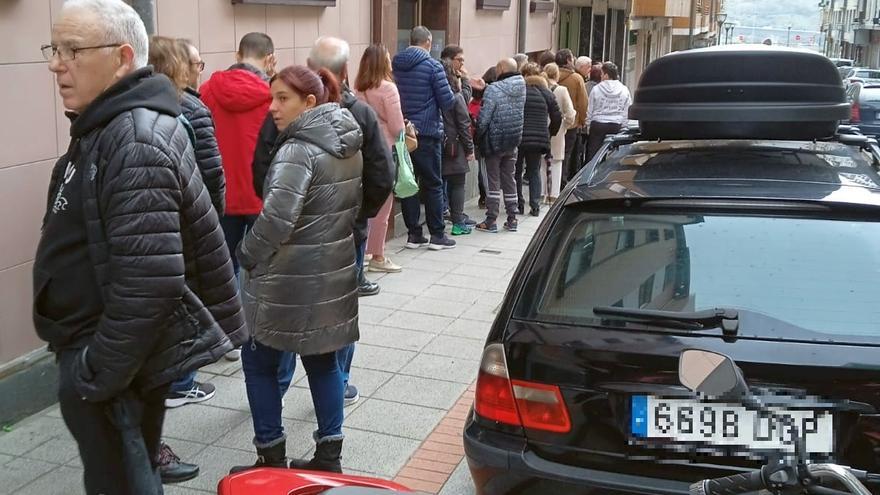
[{"xmin": 631, "ymin": 396, "xmax": 833, "ymax": 453}]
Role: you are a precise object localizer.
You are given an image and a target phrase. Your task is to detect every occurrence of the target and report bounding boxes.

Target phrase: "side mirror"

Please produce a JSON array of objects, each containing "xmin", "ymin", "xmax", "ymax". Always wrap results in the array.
[{"xmin": 678, "ymin": 349, "xmax": 747, "ymax": 397}]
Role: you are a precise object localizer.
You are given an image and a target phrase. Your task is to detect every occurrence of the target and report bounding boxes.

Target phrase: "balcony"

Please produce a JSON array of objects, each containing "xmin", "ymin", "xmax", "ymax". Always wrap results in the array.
[{"xmin": 632, "ymin": 0, "xmax": 691, "ymax": 18}]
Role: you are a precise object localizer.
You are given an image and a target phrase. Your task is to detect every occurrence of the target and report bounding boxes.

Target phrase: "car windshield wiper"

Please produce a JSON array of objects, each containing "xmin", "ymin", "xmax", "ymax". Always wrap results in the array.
[{"xmin": 592, "ymin": 306, "xmax": 739, "ymax": 335}]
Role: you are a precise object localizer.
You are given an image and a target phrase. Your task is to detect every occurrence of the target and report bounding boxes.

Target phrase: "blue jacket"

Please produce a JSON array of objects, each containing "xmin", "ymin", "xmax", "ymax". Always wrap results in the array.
[
  {"xmin": 477, "ymin": 72, "xmax": 526, "ymax": 155},
  {"xmin": 392, "ymin": 46, "xmax": 455, "ymax": 140}
]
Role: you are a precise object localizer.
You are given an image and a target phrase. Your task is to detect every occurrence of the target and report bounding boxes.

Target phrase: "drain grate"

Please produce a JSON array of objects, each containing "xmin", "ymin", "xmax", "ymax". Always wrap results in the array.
[{"xmin": 478, "ymin": 249, "xmax": 502, "ymax": 255}]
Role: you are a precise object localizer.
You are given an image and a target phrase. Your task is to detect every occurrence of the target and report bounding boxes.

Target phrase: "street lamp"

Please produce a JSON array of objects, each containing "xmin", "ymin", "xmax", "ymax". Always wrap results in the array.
[
  {"xmin": 787, "ymin": 25, "xmax": 792, "ymax": 46},
  {"xmin": 724, "ymin": 22, "xmax": 735, "ymax": 45},
  {"xmin": 716, "ymin": 12, "xmax": 728, "ymax": 46}
]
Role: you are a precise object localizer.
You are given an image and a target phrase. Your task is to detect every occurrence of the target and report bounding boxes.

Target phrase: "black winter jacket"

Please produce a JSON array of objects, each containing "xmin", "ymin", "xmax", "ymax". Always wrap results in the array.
[
  {"xmin": 239, "ymin": 103, "xmax": 362, "ymax": 355},
  {"xmin": 520, "ymin": 75, "xmax": 563, "ymax": 154},
  {"xmin": 181, "ymin": 88, "xmax": 225, "ymax": 215},
  {"xmin": 441, "ymin": 92, "xmax": 474, "ymax": 176},
  {"xmin": 252, "ymin": 86, "xmax": 394, "ymax": 222},
  {"xmin": 35, "ymin": 69, "xmax": 246, "ymax": 402}
]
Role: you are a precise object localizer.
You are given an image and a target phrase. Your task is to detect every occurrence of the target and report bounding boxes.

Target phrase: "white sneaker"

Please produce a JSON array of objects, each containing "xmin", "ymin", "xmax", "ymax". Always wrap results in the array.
[
  {"xmin": 368, "ymin": 258, "xmax": 402, "ymax": 273},
  {"xmin": 225, "ymin": 348, "xmax": 241, "ymax": 361}
]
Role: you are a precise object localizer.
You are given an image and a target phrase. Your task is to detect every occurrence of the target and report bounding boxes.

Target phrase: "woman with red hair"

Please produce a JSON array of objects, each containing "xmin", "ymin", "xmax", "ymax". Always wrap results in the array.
[{"xmin": 233, "ymin": 65, "xmax": 364, "ymax": 474}]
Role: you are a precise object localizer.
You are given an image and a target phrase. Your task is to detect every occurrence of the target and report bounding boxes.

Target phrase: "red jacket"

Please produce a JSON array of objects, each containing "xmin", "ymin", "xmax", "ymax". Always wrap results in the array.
[{"xmin": 200, "ymin": 69, "xmax": 271, "ymax": 216}]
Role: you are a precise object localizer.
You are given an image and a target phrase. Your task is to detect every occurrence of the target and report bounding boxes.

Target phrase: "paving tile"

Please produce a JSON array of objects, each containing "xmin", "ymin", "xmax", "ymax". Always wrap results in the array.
[
  {"xmin": 340, "ymin": 428, "xmax": 421, "ymax": 477},
  {"xmin": 399, "ymin": 353, "xmax": 480, "ymax": 384},
  {"xmin": 438, "ymin": 459, "xmax": 476, "ymax": 495},
  {"xmin": 350, "ymin": 344, "xmax": 417, "ymax": 373},
  {"xmin": 451, "ymin": 264, "xmax": 510, "ymax": 280},
  {"xmin": 0, "ymin": 456, "xmax": 58, "ymax": 493},
  {"xmin": 359, "ymin": 291, "xmax": 415, "ymax": 310},
  {"xmin": 473, "ymin": 291, "xmax": 506, "ymax": 310},
  {"xmin": 197, "ymin": 373, "xmax": 249, "ymax": 412},
  {"xmin": 422, "ymin": 335, "xmax": 487, "ymax": 362},
  {"xmin": 373, "ymin": 375, "xmax": 468, "ymax": 410},
  {"xmin": 0, "ymin": 416, "xmax": 68, "ymax": 456},
  {"xmin": 215, "ymin": 415, "xmax": 317, "ymax": 460},
  {"xmin": 20, "ymin": 426, "xmax": 79, "ymax": 465},
  {"xmin": 395, "ymin": 475, "xmax": 443, "ymax": 493},
  {"xmin": 163, "ymin": 404, "xmax": 250, "ymax": 444},
  {"xmin": 14, "ymin": 465, "xmax": 83, "ymax": 495},
  {"xmin": 367, "ymin": 275, "xmax": 428, "ymax": 296},
  {"xmin": 359, "ymin": 324, "xmax": 436, "ymax": 352},
  {"xmin": 380, "ymin": 311, "xmax": 454, "ymax": 333},
  {"xmin": 400, "ymin": 296, "xmax": 469, "ymax": 318},
  {"xmin": 178, "ymin": 445, "xmax": 257, "ymax": 492},
  {"xmin": 199, "ymin": 357, "xmax": 243, "ymax": 377},
  {"xmin": 401, "ymin": 258, "xmax": 460, "ymax": 273},
  {"xmin": 435, "ymin": 273, "xmax": 506, "ymax": 293},
  {"xmin": 359, "ymin": 305, "xmax": 395, "ymax": 325},
  {"xmin": 442, "ymin": 318, "xmax": 493, "ymax": 341},
  {"xmin": 344, "ymin": 399, "xmax": 444, "ymax": 440},
  {"xmin": 165, "ymin": 485, "xmax": 215, "ymax": 494},
  {"xmin": 42, "ymin": 404, "xmax": 62, "ymax": 419},
  {"xmin": 459, "ymin": 304, "xmax": 501, "ymax": 323},
  {"xmin": 422, "ymin": 285, "xmax": 485, "ymax": 304}
]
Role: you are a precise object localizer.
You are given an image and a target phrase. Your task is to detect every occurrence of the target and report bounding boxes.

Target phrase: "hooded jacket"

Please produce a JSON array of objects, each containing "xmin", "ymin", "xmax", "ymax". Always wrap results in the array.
[
  {"xmin": 520, "ymin": 75, "xmax": 563, "ymax": 154},
  {"xmin": 558, "ymin": 67, "xmax": 589, "ymax": 128},
  {"xmin": 588, "ymin": 79, "xmax": 633, "ymax": 126},
  {"xmin": 200, "ymin": 67, "xmax": 271, "ymax": 215},
  {"xmin": 392, "ymin": 46, "xmax": 455, "ymax": 139},
  {"xmin": 441, "ymin": 91, "xmax": 475, "ymax": 176},
  {"xmin": 33, "ymin": 68, "xmax": 246, "ymax": 402},
  {"xmin": 181, "ymin": 87, "xmax": 225, "ymax": 215},
  {"xmin": 477, "ymin": 72, "xmax": 526, "ymax": 156},
  {"xmin": 252, "ymin": 85, "xmax": 394, "ymax": 221},
  {"xmin": 238, "ymin": 103, "xmax": 363, "ymax": 356}
]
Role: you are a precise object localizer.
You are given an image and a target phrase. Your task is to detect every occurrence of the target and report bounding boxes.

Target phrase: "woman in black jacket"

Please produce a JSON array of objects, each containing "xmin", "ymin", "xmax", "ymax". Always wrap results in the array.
[
  {"xmin": 233, "ymin": 65, "xmax": 363, "ymax": 474},
  {"xmin": 517, "ymin": 63, "xmax": 562, "ymax": 216},
  {"xmin": 441, "ymin": 60, "xmax": 476, "ymax": 235}
]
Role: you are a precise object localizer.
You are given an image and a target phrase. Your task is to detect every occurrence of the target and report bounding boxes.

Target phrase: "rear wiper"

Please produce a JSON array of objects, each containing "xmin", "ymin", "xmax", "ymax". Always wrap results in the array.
[{"xmin": 592, "ymin": 306, "xmax": 739, "ymax": 335}]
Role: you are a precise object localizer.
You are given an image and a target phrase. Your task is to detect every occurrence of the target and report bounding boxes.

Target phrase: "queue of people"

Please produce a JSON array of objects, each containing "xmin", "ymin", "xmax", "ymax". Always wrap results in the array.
[{"xmin": 34, "ymin": 1, "xmax": 631, "ymax": 492}]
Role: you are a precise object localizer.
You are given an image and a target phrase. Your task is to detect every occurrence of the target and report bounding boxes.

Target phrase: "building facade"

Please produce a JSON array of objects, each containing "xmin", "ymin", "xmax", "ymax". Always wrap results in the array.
[
  {"xmin": 821, "ymin": 0, "xmax": 880, "ymax": 68},
  {"xmin": 0, "ymin": 0, "xmax": 556, "ymax": 423}
]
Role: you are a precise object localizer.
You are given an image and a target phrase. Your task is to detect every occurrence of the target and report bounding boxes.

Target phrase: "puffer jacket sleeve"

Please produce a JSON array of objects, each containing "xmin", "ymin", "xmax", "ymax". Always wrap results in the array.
[
  {"xmin": 543, "ymin": 88, "xmax": 563, "ymax": 138},
  {"xmin": 77, "ymin": 142, "xmax": 187, "ymax": 402},
  {"xmin": 183, "ymin": 94, "xmax": 226, "ymax": 215},
  {"xmin": 238, "ymin": 144, "xmax": 314, "ymax": 270}
]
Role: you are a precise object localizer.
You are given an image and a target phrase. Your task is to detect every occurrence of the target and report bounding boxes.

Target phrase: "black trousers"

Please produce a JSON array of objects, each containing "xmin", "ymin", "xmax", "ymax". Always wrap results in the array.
[
  {"xmin": 586, "ymin": 122, "xmax": 623, "ymax": 164},
  {"xmin": 563, "ymin": 129, "xmax": 582, "ymax": 183},
  {"xmin": 58, "ymin": 350, "xmax": 169, "ymax": 495},
  {"xmin": 515, "ymin": 149, "xmax": 544, "ymax": 211}
]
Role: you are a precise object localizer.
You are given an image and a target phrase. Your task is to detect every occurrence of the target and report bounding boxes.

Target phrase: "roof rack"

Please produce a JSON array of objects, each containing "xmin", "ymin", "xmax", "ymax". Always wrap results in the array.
[{"xmin": 629, "ymin": 46, "xmax": 850, "ymax": 141}]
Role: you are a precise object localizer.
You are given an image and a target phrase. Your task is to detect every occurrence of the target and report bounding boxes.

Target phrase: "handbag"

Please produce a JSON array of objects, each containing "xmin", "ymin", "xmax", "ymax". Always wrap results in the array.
[
  {"xmin": 404, "ymin": 120, "xmax": 418, "ymax": 152},
  {"xmin": 393, "ymin": 131, "xmax": 419, "ymax": 199}
]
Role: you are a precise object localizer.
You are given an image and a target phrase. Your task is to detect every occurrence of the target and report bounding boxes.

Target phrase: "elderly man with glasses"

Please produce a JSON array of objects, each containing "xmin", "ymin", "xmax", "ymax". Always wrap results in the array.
[{"xmin": 35, "ymin": 0, "xmax": 246, "ymax": 493}]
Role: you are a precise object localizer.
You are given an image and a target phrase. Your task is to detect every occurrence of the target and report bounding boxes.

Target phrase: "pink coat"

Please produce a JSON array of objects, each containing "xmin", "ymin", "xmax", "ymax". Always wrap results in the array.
[{"xmin": 356, "ymin": 80, "xmax": 406, "ymax": 148}]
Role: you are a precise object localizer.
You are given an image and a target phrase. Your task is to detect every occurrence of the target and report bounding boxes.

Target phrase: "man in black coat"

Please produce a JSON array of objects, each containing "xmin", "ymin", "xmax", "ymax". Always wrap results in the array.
[{"xmin": 35, "ymin": 1, "xmax": 245, "ymax": 493}]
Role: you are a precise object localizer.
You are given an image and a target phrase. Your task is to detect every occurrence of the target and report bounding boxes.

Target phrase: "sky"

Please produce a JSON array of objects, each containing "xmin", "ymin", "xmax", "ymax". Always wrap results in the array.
[{"xmin": 724, "ymin": 0, "xmax": 823, "ymax": 32}]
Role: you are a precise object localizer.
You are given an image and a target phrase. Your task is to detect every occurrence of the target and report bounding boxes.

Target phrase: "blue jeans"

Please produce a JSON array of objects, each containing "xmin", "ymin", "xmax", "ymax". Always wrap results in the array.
[
  {"xmin": 220, "ymin": 214, "xmax": 257, "ymax": 275},
  {"xmin": 242, "ymin": 340, "xmax": 343, "ymax": 447},
  {"xmin": 169, "ymin": 370, "xmax": 196, "ymax": 394},
  {"xmin": 401, "ymin": 137, "xmax": 445, "ymax": 237},
  {"xmin": 336, "ymin": 343, "xmax": 354, "ymax": 388}
]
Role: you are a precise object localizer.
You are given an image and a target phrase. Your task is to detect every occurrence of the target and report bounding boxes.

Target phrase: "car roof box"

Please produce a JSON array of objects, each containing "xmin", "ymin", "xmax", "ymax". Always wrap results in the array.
[{"xmin": 629, "ymin": 47, "xmax": 849, "ymax": 140}]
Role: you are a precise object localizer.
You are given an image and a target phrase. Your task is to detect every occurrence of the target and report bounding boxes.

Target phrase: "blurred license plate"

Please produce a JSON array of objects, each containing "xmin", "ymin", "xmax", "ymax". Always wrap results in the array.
[{"xmin": 630, "ymin": 396, "xmax": 833, "ymax": 453}]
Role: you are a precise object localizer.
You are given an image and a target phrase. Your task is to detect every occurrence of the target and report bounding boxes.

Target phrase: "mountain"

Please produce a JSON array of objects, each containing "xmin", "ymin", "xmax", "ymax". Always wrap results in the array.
[{"xmin": 724, "ymin": 0, "xmax": 822, "ymax": 32}]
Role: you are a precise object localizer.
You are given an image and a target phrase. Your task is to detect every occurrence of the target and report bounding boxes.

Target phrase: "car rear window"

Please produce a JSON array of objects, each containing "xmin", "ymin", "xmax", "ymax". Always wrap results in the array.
[
  {"xmin": 515, "ymin": 211, "xmax": 880, "ymax": 340},
  {"xmin": 861, "ymin": 88, "xmax": 880, "ymax": 102}
]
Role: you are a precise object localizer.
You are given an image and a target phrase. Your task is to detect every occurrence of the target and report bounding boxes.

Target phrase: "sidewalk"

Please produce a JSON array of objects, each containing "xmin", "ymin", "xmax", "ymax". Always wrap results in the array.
[{"xmin": 0, "ymin": 203, "xmax": 545, "ymax": 495}]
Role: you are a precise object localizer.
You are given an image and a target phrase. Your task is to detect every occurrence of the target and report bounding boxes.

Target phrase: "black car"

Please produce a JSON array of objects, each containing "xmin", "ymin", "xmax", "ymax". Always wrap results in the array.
[
  {"xmin": 464, "ymin": 47, "xmax": 880, "ymax": 495},
  {"xmin": 848, "ymin": 82, "xmax": 880, "ymax": 139}
]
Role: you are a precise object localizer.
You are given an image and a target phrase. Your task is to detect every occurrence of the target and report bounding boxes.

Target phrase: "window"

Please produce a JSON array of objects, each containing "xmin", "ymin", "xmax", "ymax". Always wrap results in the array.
[
  {"xmin": 647, "ymin": 229, "xmax": 660, "ymax": 243},
  {"xmin": 616, "ymin": 230, "xmax": 635, "ymax": 251},
  {"xmin": 664, "ymin": 229, "xmax": 675, "ymax": 240},
  {"xmin": 639, "ymin": 275, "xmax": 655, "ymax": 307}
]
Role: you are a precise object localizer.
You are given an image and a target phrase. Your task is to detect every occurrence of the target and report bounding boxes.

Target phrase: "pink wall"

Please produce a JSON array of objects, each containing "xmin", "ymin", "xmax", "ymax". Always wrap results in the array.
[{"xmin": 0, "ymin": 0, "xmax": 371, "ymax": 368}]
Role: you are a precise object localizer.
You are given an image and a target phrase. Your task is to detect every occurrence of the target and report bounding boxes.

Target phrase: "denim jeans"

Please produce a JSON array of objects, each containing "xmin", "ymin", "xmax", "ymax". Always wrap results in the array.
[
  {"xmin": 242, "ymin": 340, "xmax": 342, "ymax": 447},
  {"xmin": 336, "ymin": 343, "xmax": 355, "ymax": 388},
  {"xmin": 169, "ymin": 370, "xmax": 196, "ymax": 394},
  {"xmin": 401, "ymin": 137, "xmax": 445, "ymax": 237},
  {"xmin": 220, "ymin": 215, "xmax": 257, "ymax": 275}
]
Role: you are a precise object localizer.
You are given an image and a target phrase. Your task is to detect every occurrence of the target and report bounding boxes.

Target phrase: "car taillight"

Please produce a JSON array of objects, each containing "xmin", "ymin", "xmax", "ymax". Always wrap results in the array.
[
  {"xmin": 852, "ymin": 102, "xmax": 861, "ymax": 123},
  {"xmin": 474, "ymin": 344, "xmax": 571, "ymax": 433}
]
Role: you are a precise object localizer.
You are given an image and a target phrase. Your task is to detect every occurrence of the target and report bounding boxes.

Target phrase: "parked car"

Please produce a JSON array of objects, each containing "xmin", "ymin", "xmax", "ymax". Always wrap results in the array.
[
  {"xmin": 843, "ymin": 67, "xmax": 880, "ymax": 87},
  {"xmin": 830, "ymin": 57, "xmax": 855, "ymax": 68},
  {"xmin": 847, "ymin": 82, "xmax": 880, "ymax": 138},
  {"xmin": 464, "ymin": 46, "xmax": 880, "ymax": 495}
]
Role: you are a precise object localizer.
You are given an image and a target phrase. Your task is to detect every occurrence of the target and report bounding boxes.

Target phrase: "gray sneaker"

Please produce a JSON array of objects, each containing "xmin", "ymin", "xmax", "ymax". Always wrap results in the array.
[{"xmin": 344, "ymin": 384, "xmax": 359, "ymax": 406}]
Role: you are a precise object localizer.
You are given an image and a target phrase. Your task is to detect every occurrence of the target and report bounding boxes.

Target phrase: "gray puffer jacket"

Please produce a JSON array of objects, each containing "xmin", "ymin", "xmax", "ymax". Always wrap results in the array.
[
  {"xmin": 238, "ymin": 103, "xmax": 363, "ymax": 355},
  {"xmin": 476, "ymin": 72, "xmax": 526, "ymax": 156}
]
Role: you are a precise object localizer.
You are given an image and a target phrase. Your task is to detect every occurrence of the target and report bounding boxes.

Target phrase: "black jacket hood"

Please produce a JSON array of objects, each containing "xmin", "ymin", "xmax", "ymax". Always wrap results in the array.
[{"xmin": 69, "ymin": 67, "xmax": 181, "ymax": 139}]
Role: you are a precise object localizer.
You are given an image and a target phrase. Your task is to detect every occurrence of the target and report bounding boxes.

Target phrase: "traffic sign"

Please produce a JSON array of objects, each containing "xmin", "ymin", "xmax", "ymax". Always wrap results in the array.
[{"xmin": 795, "ymin": 34, "xmax": 801, "ymax": 41}]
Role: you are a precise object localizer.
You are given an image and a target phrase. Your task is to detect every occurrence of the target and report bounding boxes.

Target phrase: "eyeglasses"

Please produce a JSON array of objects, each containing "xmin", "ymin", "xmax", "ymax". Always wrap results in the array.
[
  {"xmin": 454, "ymin": 56, "xmax": 465, "ymax": 63},
  {"xmin": 191, "ymin": 61, "xmax": 205, "ymax": 72},
  {"xmin": 41, "ymin": 43, "xmax": 121, "ymax": 62}
]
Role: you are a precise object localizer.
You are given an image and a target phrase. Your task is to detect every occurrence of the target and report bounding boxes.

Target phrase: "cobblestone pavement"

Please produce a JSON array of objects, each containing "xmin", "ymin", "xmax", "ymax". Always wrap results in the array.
[{"xmin": 0, "ymin": 203, "xmax": 546, "ymax": 495}]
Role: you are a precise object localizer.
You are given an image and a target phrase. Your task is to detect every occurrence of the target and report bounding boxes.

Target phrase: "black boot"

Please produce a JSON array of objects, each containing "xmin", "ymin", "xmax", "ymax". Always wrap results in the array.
[
  {"xmin": 289, "ymin": 437, "xmax": 343, "ymax": 473},
  {"xmin": 229, "ymin": 440, "xmax": 288, "ymax": 474}
]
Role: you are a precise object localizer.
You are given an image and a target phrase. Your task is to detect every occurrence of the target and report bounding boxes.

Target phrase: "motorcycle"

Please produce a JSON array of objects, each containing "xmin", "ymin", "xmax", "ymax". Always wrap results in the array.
[{"xmin": 679, "ymin": 349, "xmax": 877, "ymax": 495}]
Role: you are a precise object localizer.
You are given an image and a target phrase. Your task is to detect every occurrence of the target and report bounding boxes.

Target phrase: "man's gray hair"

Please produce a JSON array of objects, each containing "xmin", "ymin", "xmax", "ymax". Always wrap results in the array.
[
  {"xmin": 410, "ymin": 26, "xmax": 432, "ymax": 46},
  {"xmin": 575, "ymin": 56, "xmax": 592, "ymax": 70},
  {"xmin": 513, "ymin": 53, "xmax": 528, "ymax": 70},
  {"xmin": 308, "ymin": 36, "xmax": 350, "ymax": 76},
  {"xmin": 61, "ymin": 0, "xmax": 149, "ymax": 69}
]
